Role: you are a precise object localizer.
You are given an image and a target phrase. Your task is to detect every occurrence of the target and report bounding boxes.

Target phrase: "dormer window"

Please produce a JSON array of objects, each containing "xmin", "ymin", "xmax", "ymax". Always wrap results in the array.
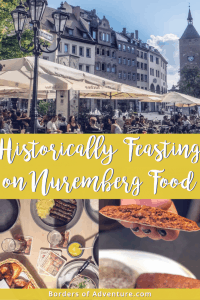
[
  {"xmin": 68, "ymin": 29, "xmax": 73, "ymax": 36},
  {"xmin": 92, "ymin": 31, "xmax": 97, "ymax": 39},
  {"xmin": 83, "ymin": 32, "xmax": 87, "ymax": 38}
]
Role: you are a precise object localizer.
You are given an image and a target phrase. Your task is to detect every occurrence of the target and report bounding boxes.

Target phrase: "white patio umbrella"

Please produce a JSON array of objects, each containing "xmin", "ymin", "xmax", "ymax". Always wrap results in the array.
[
  {"xmin": 161, "ymin": 92, "xmax": 200, "ymax": 106},
  {"xmin": 0, "ymin": 57, "xmax": 123, "ymax": 116},
  {"xmin": 0, "ymin": 57, "xmax": 122, "ymax": 92}
]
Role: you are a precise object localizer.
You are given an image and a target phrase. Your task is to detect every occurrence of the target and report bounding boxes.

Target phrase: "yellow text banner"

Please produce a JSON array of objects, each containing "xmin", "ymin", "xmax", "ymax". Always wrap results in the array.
[
  {"xmin": 0, "ymin": 289, "xmax": 200, "ymax": 300},
  {"xmin": 0, "ymin": 134, "xmax": 200, "ymax": 198}
]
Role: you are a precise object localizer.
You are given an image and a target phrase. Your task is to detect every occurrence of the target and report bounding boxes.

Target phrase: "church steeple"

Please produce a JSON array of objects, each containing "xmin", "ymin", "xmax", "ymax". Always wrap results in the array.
[
  {"xmin": 187, "ymin": 6, "xmax": 193, "ymax": 24},
  {"xmin": 180, "ymin": 6, "xmax": 199, "ymax": 39}
]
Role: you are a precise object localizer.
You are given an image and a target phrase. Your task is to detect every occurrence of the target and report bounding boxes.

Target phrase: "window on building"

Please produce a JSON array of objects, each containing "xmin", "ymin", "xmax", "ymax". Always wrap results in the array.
[
  {"xmin": 141, "ymin": 87, "xmax": 144, "ymax": 89},
  {"xmin": 144, "ymin": 63, "xmax": 147, "ymax": 70},
  {"xmin": 79, "ymin": 64, "xmax": 83, "ymax": 71},
  {"xmin": 102, "ymin": 49, "xmax": 105, "ymax": 55},
  {"xmin": 158, "ymin": 71, "xmax": 160, "ymax": 77},
  {"xmin": 123, "ymin": 58, "xmax": 126, "ymax": 65},
  {"xmin": 128, "ymin": 59, "xmax": 131, "ymax": 66},
  {"xmin": 118, "ymin": 57, "xmax": 122, "ymax": 64},
  {"xmin": 137, "ymin": 50, "xmax": 139, "ymax": 57},
  {"xmin": 137, "ymin": 61, "xmax": 139, "ymax": 68},
  {"xmin": 132, "ymin": 59, "xmax": 135, "ymax": 66},
  {"xmin": 95, "ymin": 62, "xmax": 101, "ymax": 71},
  {"xmin": 79, "ymin": 46, "xmax": 83, "ymax": 56},
  {"xmin": 127, "ymin": 46, "xmax": 130, "ymax": 52},
  {"xmin": 123, "ymin": 71, "xmax": 127, "ymax": 79},
  {"xmin": 123, "ymin": 44, "xmax": 126, "ymax": 51},
  {"xmin": 107, "ymin": 50, "xmax": 110, "ymax": 56},
  {"xmin": 145, "ymin": 87, "xmax": 147, "ymax": 90},
  {"xmin": 137, "ymin": 73, "xmax": 140, "ymax": 81},
  {"xmin": 64, "ymin": 44, "xmax": 68, "ymax": 53},
  {"xmin": 128, "ymin": 72, "xmax": 131, "ymax": 80},
  {"xmin": 102, "ymin": 63, "xmax": 106, "ymax": 71},
  {"xmin": 118, "ymin": 71, "xmax": 122, "ymax": 79},
  {"xmin": 99, "ymin": 32, "xmax": 102, "ymax": 40},
  {"xmin": 156, "ymin": 57, "xmax": 159, "ymax": 64},
  {"xmin": 132, "ymin": 47, "xmax": 135, "ymax": 54},
  {"xmin": 141, "ymin": 52, "xmax": 143, "ymax": 58},
  {"xmin": 43, "ymin": 56, "xmax": 49, "ymax": 60},
  {"xmin": 107, "ymin": 64, "xmax": 111, "ymax": 72},
  {"xmin": 106, "ymin": 33, "xmax": 110, "ymax": 42},
  {"xmin": 86, "ymin": 48, "xmax": 91, "ymax": 58},
  {"xmin": 86, "ymin": 65, "xmax": 90, "ymax": 73},
  {"xmin": 112, "ymin": 51, "xmax": 116, "ymax": 58},
  {"xmin": 97, "ymin": 48, "xmax": 100, "ymax": 55},
  {"xmin": 150, "ymin": 55, "xmax": 153, "ymax": 62},
  {"xmin": 132, "ymin": 73, "xmax": 136, "ymax": 81},
  {"xmin": 145, "ymin": 75, "xmax": 147, "ymax": 82},
  {"xmin": 141, "ymin": 74, "xmax": 144, "ymax": 81},
  {"xmin": 156, "ymin": 70, "xmax": 158, "ymax": 77},
  {"xmin": 92, "ymin": 31, "xmax": 97, "ymax": 39},
  {"xmin": 83, "ymin": 32, "xmax": 87, "ymax": 38},
  {"xmin": 68, "ymin": 29, "xmax": 73, "ymax": 36},
  {"xmin": 141, "ymin": 63, "xmax": 143, "ymax": 69},
  {"xmin": 150, "ymin": 68, "xmax": 154, "ymax": 76},
  {"xmin": 118, "ymin": 43, "xmax": 122, "ymax": 51},
  {"xmin": 161, "ymin": 61, "xmax": 162, "ymax": 67},
  {"xmin": 72, "ymin": 45, "xmax": 76, "ymax": 54},
  {"xmin": 144, "ymin": 53, "xmax": 147, "ymax": 59},
  {"xmin": 112, "ymin": 65, "xmax": 116, "ymax": 73},
  {"xmin": 102, "ymin": 33, "xmax": 106, "ymax": 41}
]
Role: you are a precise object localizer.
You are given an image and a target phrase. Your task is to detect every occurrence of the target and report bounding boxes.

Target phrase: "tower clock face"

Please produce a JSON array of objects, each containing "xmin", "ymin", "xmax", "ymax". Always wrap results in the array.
[{"xmin": 188, "ymin": 56, "xmax": 194, "ymax": 62}]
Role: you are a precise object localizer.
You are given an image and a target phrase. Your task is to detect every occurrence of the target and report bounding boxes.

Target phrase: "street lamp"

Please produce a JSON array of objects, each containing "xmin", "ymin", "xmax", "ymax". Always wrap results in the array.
[{"xmin": 11, "ymin": 1, "xmax": 69, "ymax": 133}]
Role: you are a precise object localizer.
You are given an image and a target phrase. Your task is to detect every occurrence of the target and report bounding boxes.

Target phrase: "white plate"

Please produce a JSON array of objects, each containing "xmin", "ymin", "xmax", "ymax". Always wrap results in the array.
[{"xmin": 100, "ymin": 250, "xmax": 196, "ymax": 279}]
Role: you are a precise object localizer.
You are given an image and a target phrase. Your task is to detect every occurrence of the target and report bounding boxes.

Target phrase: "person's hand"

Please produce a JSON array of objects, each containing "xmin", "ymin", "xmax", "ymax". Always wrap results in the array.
[{"xmin": 120, "ymin": 199, "xmax": 180, "ymax": 241}]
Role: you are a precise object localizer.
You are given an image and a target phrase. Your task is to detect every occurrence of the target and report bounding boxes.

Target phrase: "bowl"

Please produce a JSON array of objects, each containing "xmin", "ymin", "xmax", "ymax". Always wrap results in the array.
[
  {"xmin": 67, "ymin": 242, "xmax": 84, "ymax": 259},
  {"xmin": 68, "ymin": 274, "xmax": 97, "ymax": 289}
]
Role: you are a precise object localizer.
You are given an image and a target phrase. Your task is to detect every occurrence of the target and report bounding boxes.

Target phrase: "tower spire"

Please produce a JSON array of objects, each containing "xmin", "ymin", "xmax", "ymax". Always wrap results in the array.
[{"xmin": 187, "ymin": 5, "xmax": 193, "ymax": 24}]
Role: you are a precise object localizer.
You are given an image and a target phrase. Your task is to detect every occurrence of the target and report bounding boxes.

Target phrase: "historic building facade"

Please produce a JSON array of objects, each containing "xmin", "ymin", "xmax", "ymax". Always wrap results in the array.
[
  {"xmin": 179, "ymin": 8, "xmax": 200, "ymax": 71},
  {"xmin": 38, "ymin": 1, "xmax": 168, "ymax": 115}
]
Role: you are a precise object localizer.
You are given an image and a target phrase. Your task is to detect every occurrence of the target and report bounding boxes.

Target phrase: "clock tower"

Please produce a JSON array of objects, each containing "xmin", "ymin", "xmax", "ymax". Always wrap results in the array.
[{"xmin": 179, "ymin": 7, "xmax": 200, "ymax": 70}]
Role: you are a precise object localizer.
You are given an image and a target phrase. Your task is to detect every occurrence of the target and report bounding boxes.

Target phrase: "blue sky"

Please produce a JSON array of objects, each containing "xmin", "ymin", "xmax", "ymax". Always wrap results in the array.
[{"xmin": 48, "ymin": 0, "xmax": 200, "ymax": 89}]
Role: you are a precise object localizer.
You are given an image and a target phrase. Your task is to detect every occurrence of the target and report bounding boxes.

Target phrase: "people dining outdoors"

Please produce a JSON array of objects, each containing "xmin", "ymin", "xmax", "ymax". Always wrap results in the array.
[
  {"xmin": 67, "ymin": 116, "xmax": 80, "ymax": 133},
  {"xmin": 0, "ymin": 106, "xmax": 199, "ymax": 134}
]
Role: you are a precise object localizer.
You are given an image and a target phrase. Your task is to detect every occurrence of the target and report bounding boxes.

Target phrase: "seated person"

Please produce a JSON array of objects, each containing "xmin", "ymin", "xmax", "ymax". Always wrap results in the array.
[
  {"xmin": 182, "ymin": 115, "xmax": 191, "ymax": 131},
  {"xmin": 59, "ymin": 117, "xmax": 67, "ymax": 133},
  {"xmin": 37, "ymin": 117, "xmax": 45, "ymax": 132},
  {"xmin": 86, "ymin": 117, "xmax": 102, "ymax": 133},
  {"xmin": 131, "ymin": 115, "xmax": 136, "ymax": 126},
  {"xmin": 67, "ymin": 116, "xmax": 80, "ymax": 132},
  {"xmin": 0, "ymin": 117, "xmax": 5, "ymax": 133},
  {"xmin": 162, "ymin": 115, "xmax": 170, "ymax": 125},
  {"xmin": 47, "ymin": 115, "xmax": 62, "ymax": 133},
  {"xmin": 139, "ymin": 115, "xmax": 146, "ymax": 127},
  {"xmin": 108, "ymin": 118, "xmax": 122, "ymax": 134}
]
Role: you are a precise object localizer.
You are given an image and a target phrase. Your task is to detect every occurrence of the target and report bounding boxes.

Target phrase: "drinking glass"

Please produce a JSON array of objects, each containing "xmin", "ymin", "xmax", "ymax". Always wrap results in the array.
[
  {"xmin": 1, "ymin": 238, "xmax": 27, "ymax": 253},
  {"xmin": 47, "ymin": 230, "xmax": 63, "ymax": 247}
]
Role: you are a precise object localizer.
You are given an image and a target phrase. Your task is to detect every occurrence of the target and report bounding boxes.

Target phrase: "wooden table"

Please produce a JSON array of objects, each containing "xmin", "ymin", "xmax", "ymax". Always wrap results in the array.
[{"xmin": 0, "ymin": 199, "xmax": 98, "ymax": 288}]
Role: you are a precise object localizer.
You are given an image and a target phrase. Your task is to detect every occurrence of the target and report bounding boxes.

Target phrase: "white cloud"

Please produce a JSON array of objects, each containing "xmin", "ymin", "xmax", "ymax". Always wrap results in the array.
[{"xmin": 147, "ymin": 34, "xmax": 180, "ymax": 89}]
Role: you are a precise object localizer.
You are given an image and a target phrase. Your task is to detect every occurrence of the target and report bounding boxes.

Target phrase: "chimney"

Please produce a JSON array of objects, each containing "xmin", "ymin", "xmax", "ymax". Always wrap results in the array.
[
  {"xmin": 122, "ymin": 28, "xmax": 126, "ymax": 35},
  {"xmin": 130, "ymin": 32, "xmax": 134, "ymax": 39},
  {"xmin": 91, "ymin": 9, "xmax": 96, "ymax": 16},
  {"xmin": 73, "ymin": 6, "xmax": 81, "ymax": 21},
  {"xmin": 135, "ymin": 30, "xmax": 138, "ymax": 40}
]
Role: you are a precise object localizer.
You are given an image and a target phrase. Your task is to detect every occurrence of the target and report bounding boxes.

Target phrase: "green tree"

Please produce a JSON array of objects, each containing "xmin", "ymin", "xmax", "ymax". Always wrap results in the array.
[
  {"xmin": 178, "ymin": 66, "xmax": 200, "ymax": 98},
  {"xmin": 0, "ymin": 0, "xmax": 33, "ymax": 60}
]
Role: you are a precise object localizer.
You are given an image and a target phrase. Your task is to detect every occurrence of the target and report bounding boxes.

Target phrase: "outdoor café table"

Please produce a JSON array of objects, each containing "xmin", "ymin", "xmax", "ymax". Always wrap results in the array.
[{"xmin": 0, "ymin": 199, "xmax": 98, "ymax": 289}]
